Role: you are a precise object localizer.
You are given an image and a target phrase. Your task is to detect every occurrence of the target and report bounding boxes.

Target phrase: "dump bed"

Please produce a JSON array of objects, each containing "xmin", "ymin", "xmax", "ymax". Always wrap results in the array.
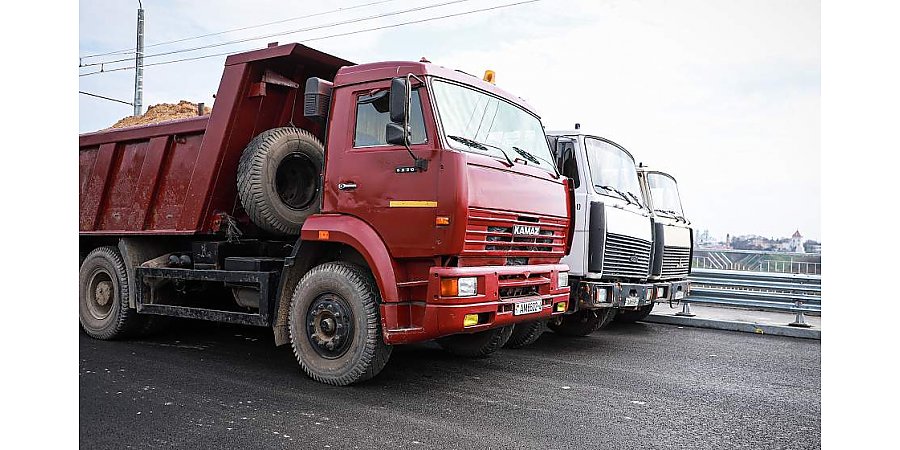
[{"xmin": 79, "ymin": 44, "xmax": 352, "ymax": 235}]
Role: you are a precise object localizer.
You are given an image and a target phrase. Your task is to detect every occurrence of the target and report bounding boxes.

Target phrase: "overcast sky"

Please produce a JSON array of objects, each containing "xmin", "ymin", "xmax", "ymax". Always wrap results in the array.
[{"xmin": 79, "ymin": 0, "xmax": 820, "ymax": 241}]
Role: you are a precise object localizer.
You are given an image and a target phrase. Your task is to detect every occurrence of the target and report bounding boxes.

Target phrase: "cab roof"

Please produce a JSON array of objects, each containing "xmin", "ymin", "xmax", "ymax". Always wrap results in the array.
[{"xmin": 336, "ymin": 61, "xmax": 540, "ymax": 117}]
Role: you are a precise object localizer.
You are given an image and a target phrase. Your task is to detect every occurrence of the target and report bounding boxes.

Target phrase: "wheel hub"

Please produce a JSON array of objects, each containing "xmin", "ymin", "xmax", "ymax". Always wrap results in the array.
[
  {"xmin": 306, "ymin": 294, "xmax": 353, "ymax": 358},
  {"xmin": 86, "ymin": 270, "xmax": 115, "ymax": 320}
]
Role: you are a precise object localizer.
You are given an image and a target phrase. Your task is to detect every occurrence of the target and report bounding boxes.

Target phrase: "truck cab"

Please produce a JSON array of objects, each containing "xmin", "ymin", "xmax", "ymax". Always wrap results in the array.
[
  {"xmin": 545, "ymin": 131, "xmax": 654, "ymax": 334},
  {"xmin": 638, "ymin": 167, "xmax": 693, "ymax": 304}
]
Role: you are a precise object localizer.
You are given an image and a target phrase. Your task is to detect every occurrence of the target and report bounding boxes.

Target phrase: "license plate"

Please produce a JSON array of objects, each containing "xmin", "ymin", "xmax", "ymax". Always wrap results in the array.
[
  {"xmin": 624, "ymin": 296, "xmax": 640, "ymax": 307},
  {"xmin": 514, "ymin": 299, "xmax": 542, "ymax": 315},
  {"xmin": 674, "ymin": 291, "xmax": 685, "ymax": 300}
]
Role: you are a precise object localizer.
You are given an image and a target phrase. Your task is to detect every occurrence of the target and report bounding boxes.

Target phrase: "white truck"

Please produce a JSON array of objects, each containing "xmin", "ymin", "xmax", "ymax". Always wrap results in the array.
[
  {"xmin": 542, "ymin": 130, "xmax": 656, "ymax": 334},
  {"xmin": 615, "ymin": 166, "xmax": 693, "ymax": 322}
]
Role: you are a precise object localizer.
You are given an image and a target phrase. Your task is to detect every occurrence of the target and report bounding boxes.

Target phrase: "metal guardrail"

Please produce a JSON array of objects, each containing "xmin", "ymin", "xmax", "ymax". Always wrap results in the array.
[{"xmin": 682, "ymin": 269, "xmax": 821, "ymax": 326}]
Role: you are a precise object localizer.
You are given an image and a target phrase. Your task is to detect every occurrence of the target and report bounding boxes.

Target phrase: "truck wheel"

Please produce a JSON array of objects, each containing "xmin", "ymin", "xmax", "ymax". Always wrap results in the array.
[
  {"xmin": 548, "ymin": 309, "xmax": 616, "ymax": 336},
  {"xmin": 615, "ymin": 304, "xmax": 655, "ymax": 324},
  {"xmin": 237, "ymin": 127, "xmax": 325, "ymax": 235},
  {"xmin": 504, "ymin": 320, "xmax": 546, "ymax": 349},
  {"xmin": 288, "ymin": 262, "xmax": 392, "ymax": 386},
  {"xmin": 437, "ymin": 326, "xmax": 514, "ymax": 358},
  {"xmin": 79, "ymin": 246, "xmax": 142, "ymax": 340}
]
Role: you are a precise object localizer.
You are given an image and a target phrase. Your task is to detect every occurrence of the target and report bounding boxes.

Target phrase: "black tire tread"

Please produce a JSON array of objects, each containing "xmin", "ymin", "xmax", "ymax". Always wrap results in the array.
[
  {"xmin": 288, "ymin": 262, "xmax": 391, "ymax": 386},
  {"xmin": 505, "ymin": 320, "xmax": 546, "ymax": 349},
  {"xmin": 237, "ymin": 127, "xmax": 324, "ymax": 235},
  {"xmin": 437, "ymin": 326, "xmax": 513, "ymax": 358},
  {"xmin": 614, "ymin": 304, "xmax": 654, "ymax": 324},
  {"xmin": 79, "ymin": 246, "xmax": 142, "ymax": 340}
]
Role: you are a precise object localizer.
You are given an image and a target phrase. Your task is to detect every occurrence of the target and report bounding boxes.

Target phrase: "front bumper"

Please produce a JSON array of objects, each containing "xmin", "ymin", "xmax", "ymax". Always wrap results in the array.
[
  {"xmin": 570, "ymin": 280, "xmax": 656, "ymax": 311},
  {"xmin": 651, "ymin": 279, "xmax": 691, "ymax": 303},
  {"xmin": 381, "ymin": 264, "xmax": 570, "ymax": 345}
]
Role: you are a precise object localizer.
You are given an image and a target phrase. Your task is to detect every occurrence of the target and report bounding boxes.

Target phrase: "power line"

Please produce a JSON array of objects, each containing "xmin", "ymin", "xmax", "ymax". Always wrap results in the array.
[
  {"xmin": 80, "ymin": 0, "xmax": 398, "ymax": 60},
  {"xmin": 79, "ymin": 91, "xmax": 134, "ymax": 106},
  {"xmin": 80, "ymin": 0, "xmax": 474, "ymax": 68},
  {"xmin": 79, "ymin": 0, "xmax": 541, "ymax": 78}
]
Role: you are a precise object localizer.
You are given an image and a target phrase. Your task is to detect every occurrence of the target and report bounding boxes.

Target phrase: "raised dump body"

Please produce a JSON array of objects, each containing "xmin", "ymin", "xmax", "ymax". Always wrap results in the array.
[{"xmin": 78, "ymin": 43, "xmax": 573, "ymax": 386}]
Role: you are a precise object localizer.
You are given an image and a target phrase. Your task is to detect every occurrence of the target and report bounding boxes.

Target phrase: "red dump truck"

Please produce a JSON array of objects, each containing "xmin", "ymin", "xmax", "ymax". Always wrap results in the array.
[{"xmin": 79, "ymin": 44, "xmax": 573, "ymax": 385}]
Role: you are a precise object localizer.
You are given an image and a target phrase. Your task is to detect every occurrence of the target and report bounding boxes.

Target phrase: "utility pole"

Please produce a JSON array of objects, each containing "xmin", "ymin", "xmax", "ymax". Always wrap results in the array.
[{"xmin": 133, "ymin": 1, "xmax": 145, "ymax": 116}]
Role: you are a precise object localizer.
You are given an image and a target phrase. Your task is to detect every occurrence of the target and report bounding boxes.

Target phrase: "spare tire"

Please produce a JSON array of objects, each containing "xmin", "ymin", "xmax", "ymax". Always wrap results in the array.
[{"xmin": 237, "ymin": 127, "xmax": 325, "ymax": 235}]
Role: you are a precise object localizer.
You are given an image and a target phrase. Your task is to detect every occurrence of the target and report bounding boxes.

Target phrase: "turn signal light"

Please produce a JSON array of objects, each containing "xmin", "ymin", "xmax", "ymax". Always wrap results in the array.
[
  {"xmin": 555, "ymin": 302, "xmax": 567, "ymax": 312},
  {"xmin": 436, "ymin": 216, "xmax": 451, "ymax": 225},
  {"xmin": 463, "ymin": 314, "xmax": 479, "ymax": 327},
  {"xmin": 441, "ymin": 278, "xmax": 458, "ymax": 297}
]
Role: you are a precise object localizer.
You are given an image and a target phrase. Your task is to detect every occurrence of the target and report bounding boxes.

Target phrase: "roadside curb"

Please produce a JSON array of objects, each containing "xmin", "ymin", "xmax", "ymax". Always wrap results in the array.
[{"xmin": 643, "ymin": 314, "xmax": 821, "ymax": 340}]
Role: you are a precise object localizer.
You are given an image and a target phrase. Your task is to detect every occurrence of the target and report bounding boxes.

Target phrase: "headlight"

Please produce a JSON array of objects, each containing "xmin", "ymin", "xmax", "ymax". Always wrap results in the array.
[
  {"xmin": 645, "ymin": 289, "xmax": 652, "ymax": 300},
  {"xmin": 558, "ymin": 271, "xmax": 569, "ymax": 288},
  {"xmin": 656, "ymin": 286, "xmax": 665, "ymax": 298},
  {"xmin": 594, "ymin": 287, "xmax": 608, "ymax": 303},
  {"xmin": 457, "ymin": 277, "xmax": 478, "ymax": 297}
]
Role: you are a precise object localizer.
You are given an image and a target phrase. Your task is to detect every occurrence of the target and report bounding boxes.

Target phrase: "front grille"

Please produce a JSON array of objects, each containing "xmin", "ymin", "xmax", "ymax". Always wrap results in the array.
[
  {"xmin": 660, "ymin": 246, "xmax": 691, "ymax": 278},
  {"xmin": 499, "ymin": 285, "xmax": 539, "ymax": 298},
  {"xmin": 602, "ymin": 233, "xmax": 651, "ymax": 279},
  {"xmin": 464, "ymin": 207, "xmax": 567, "ymax": 258}
]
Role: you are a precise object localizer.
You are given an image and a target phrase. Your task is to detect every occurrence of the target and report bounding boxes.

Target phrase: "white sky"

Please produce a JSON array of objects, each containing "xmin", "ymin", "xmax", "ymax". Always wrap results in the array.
[{"xmin": 79, "ymin": 0, "xmax": 820, "ymax": 241}]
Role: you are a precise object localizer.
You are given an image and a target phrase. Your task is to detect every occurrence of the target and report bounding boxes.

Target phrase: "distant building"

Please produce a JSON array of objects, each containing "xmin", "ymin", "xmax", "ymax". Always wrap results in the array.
[
  {"xmin": 804, "ymin": 240, "xmax": 821, "ymax": 254},
  {"xmin": 789, "ymin": 230, "xmax": 805, "ymax": 253}
]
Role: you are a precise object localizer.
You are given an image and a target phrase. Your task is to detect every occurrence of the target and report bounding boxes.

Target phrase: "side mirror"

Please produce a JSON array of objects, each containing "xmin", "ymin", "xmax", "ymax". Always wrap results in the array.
[
  {"xmin": 385, "ymin": 122, "xmax": 409, "ymax": 146},
  {"xmin": 389, "ymin": 77, "xmax": 409, "ymax": 124}
]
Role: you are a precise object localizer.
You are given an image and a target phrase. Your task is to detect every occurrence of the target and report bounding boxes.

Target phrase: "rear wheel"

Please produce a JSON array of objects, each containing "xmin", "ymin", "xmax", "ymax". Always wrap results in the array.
[
  {"xmin": 288, "ymin": 262, "xmax": 391, "ymax": 386},
  {"xmin": 614, "ymin": 304, "xmax": 654, "ymax": 324},
  {"xmin": 79, "ymin": 246, "xmax": 143, "ymax": 339},
  {"xmin": 548, "ymin": 309, "xmax": 616, "ymax": 336},
  {"xmin": 437, "ymin": 326, "xmax": 513, "ymax": 357},
  {"xmin": 504, "ymin": 320, "xmax": 546, "ymax": 349}
]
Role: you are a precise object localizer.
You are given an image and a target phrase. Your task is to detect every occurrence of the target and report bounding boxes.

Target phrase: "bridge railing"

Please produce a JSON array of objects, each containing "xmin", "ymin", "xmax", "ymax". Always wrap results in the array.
[{"xmin": 686, "ymin": 268, "xmax": 821, "ymax": 314}]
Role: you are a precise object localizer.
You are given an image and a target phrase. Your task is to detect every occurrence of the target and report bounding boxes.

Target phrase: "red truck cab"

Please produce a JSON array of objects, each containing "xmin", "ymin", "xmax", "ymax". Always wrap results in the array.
[{"xmin": 79, "ymin": 44, "xmax": 572, "ymax": 385}]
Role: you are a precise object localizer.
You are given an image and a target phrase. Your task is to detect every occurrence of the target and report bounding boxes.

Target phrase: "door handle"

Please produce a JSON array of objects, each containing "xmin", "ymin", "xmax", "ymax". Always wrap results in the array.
[{"xmin": 338, "ymin": 182, "xmax": 357, "ymax": 191}]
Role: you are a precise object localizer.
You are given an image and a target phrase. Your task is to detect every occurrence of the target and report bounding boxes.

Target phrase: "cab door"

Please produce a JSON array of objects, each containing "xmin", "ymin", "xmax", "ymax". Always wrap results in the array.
[
  {"xmin": 555, "ymin": 136, "xmax": 589, "ymax": 276},
  {"xmin": 322, "ymin": 79, "xmax": 442, "ymax": 258}
]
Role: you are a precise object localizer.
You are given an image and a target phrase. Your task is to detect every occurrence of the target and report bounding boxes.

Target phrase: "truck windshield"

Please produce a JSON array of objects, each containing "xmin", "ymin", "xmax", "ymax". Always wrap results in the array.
[
  {"xmin": 431, "ymin": 79, "xmax": 557, "ymax": 174},
  {"xmin": 647, "ymin": 172, "xmax": 685, "ymax": 217},
  {"xmin": 583, "ymin": 137, "xmax": 643, "ymax": 207}
]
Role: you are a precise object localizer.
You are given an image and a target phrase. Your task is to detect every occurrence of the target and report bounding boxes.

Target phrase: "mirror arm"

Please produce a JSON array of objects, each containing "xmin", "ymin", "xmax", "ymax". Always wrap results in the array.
[{"xmin": 404, "ymin": 73, "xmax": 428, "ymax": 172}]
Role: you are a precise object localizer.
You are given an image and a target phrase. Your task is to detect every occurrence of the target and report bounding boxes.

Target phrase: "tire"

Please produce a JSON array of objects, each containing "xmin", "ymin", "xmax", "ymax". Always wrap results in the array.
[
  {"xmin": 504, "ymin": 320, "xmax": 546, "ymax": 349},
  {"xmin": 548, "ymin": 309, "xmax": 617, "ymax": 337},
  {"xmin": 437, "ymin": 326, "xmax": 514, "ymax": 358},
  {"xmin": 237, "ymin": 127, "xmax": 325, "ymax": 235},
  {"xmin": 614, "ymin": 304, "xmax": 654, "ymax": 324},
  {"xmin": 79, "ymin": 246, "xmax": 143, "ymax": 340},
  {"xmin": 288, "ymin": 262, "xmax": 392, "ymax": 386}
]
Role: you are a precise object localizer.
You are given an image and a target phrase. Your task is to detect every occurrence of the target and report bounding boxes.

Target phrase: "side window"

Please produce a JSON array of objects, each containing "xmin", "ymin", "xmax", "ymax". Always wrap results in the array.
[
  {"xmin": 558, "ymin": 140, "xmax": 580, "ymax": 188},
  {"xmin": 354, "ymin": 88, "xmax": 427, "ymax": 147}
]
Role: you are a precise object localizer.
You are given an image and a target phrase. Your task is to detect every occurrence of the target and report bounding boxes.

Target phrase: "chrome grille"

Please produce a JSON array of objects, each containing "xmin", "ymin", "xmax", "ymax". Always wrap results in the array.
[
  {"xmin": 602, "ymin": 233, "xmax": 651, "ymax": 279},
  {"xmin": 660, "ymin": 246, "xmax": 691, "ymax": 278}
]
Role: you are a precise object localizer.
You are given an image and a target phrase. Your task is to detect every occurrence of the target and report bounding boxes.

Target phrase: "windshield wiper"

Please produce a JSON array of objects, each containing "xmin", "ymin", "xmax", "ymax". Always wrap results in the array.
[
  {"xmin": 626, "ymin": 191, "xmax": 644, "ymax": 208},
  {"xmin": 656, "ymin": 208, "xmax": 686, "ymax": 222},
  {"xmin": 511, "ymin": 146, "xmax": 560, "ymax": 178},
  {"xmin": 447, "ymin": 135, "xmax": 514, "ymax": 167},
  {"xmin": 594, "ymin": 184, "xmax": 635, "ymax": 206}
]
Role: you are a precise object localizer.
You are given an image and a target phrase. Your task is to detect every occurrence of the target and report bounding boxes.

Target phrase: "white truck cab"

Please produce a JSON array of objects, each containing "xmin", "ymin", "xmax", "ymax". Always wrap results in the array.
[{"xmin": 545, "ymin": 130, "xmax": 655, "ymax": 333}]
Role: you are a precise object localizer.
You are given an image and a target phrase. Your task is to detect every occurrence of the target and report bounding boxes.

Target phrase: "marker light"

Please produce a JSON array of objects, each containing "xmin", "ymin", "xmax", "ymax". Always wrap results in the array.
[
  {"xmin": 555, "ymin": 302, "xmax": 567, "ymax": 312},
  {"xmin": 558, "ymin": 271, "xmax": 569, "ymax": 288},
  {"xmin": 483, "ymin": 70, "xmax": 496, "ymax": 84},
  {"xmin": 436, "ymin": 216, "xmax": 451, "ymax": 225},
  {"xmin": 656, "ymin": 287, "xmax": 666, "ymax": 298},
  {"xmin": 463, "ymin": 314, "xmax": 479, "ymax": 327}
]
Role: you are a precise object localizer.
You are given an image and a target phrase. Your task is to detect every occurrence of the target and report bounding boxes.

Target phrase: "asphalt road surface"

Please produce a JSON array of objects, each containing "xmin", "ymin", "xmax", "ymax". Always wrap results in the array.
[{"xmin": 80, "ymin": 319, "xmax": 821, "ymax": 449}]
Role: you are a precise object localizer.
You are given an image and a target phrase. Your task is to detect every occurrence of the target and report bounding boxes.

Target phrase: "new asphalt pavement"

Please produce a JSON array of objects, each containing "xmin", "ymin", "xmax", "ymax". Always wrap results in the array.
[{"xmin": 80, "ymin": 318, "xmax": 821, "ymax": 449}]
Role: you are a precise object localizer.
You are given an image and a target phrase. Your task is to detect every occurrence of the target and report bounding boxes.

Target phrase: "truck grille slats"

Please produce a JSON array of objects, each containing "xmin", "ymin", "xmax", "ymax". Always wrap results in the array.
[
  {"xmin": 660, "ymin": 246, "xmax": 691, "ymax": 278},
  {"xmin": 464, "ymin": 207, "xmax": 567, "ymax": 259},
  {"xmin": 602, "ymin": 233, "xmax": 651, "ymax": 279}
]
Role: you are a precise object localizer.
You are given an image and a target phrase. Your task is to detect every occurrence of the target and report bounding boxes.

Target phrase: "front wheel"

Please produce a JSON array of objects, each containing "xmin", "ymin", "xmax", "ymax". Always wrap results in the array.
[
  {"xmin": 288, "ymin": 262, "xmax": 392, "ymax": 386},
  {"xmin": 437, "ymin": 326, "xmax": 513, "ymax": 358},
  {"xmin": 614, "ymin": 304, "xmax": 654, "ymax": 324}
]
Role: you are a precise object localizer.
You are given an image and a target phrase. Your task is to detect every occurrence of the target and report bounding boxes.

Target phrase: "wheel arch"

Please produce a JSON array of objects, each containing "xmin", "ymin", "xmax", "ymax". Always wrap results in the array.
[{"xmin": 272, "ymin": 214, "xmax": 399, "ymax": 346}]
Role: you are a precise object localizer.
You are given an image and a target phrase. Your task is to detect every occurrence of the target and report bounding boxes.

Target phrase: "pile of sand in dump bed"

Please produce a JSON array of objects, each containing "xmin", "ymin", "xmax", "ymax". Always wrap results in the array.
[{"xmin": 109, "ymin": 100, "xmax": 211, "ymax": 129}]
